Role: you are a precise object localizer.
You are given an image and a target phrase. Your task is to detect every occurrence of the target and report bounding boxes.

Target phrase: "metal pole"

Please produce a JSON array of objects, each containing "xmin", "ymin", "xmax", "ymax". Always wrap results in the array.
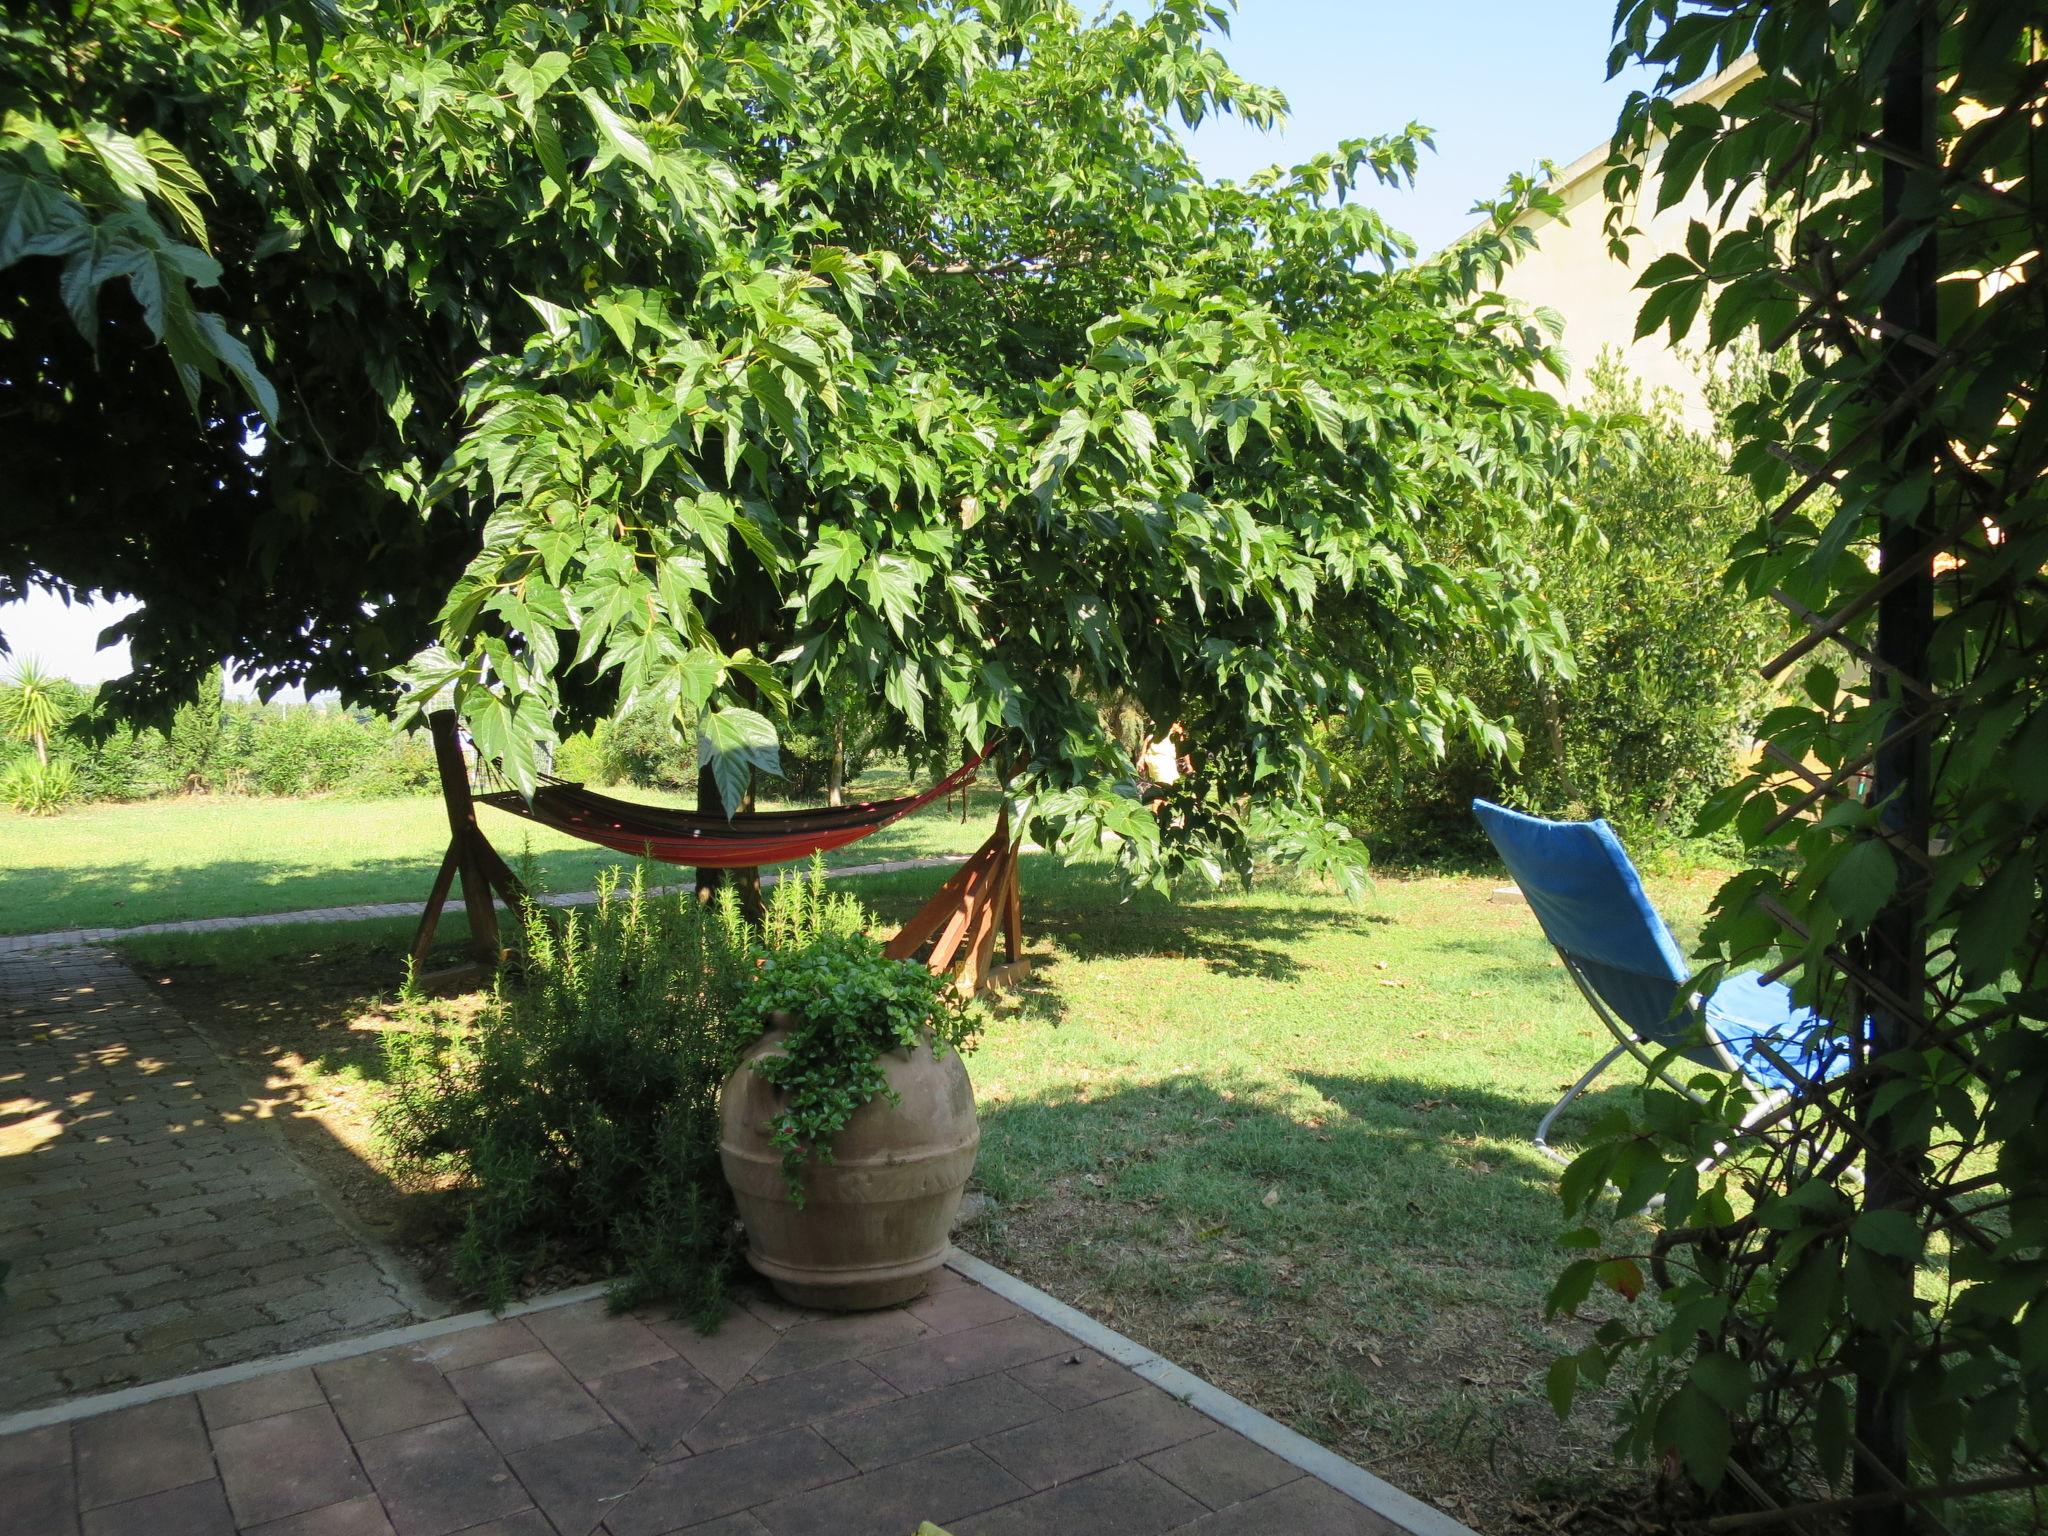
[{"xmin": 1855, "ymin": 3, "xmax": 1938, "ymax": 1526}]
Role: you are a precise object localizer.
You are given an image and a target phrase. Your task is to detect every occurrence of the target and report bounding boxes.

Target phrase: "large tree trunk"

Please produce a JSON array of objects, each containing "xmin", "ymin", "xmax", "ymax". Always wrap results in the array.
[
  {"xmin": 828, "ymin": 717, "xmax": 845, "ymax": 807},
  {"xmin": 694, "ymin": 761, "xmax": 764, "ymax": 923}
]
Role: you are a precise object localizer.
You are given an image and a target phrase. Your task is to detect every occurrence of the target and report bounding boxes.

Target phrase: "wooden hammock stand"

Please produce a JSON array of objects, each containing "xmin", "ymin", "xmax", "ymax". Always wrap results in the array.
[
  {"xmin": 884, "ymin": 806, "xmax": 1029, "ymax": 995},
  {"xmin": 412, "ymin": 711, "xmax": 526, "ymax": 974},
  {"xmin": 412, "ymin": 710, "xmax": 1029, "ymax": 994}
]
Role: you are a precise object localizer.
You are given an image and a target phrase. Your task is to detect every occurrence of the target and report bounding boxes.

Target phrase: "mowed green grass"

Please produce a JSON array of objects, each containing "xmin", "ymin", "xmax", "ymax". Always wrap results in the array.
[
  {"xmin": 879, "ymin": 857, "xmax": 1716, "ymax": 1523},
  {"xmin": 0, "ymin": 765, "xmax": 1000, "ymax": 934}
]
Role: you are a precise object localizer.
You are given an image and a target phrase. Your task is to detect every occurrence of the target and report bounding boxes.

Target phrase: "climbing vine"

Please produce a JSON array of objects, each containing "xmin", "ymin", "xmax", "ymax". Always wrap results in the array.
[{"xmin": 1548, "ymin": 4, "xmax": 2048, "ymax": 1530}]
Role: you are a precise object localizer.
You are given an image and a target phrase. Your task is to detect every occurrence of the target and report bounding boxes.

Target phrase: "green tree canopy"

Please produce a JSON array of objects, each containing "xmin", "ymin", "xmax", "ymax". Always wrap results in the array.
[{"xmin": 4, "ymin": 0, "xmax": 1587, "ymax": 885}]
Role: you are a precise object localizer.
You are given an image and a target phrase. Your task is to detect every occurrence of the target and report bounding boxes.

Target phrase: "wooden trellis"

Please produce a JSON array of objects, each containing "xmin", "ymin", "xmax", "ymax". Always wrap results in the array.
[{"xmin": 1638, "ymin": 6, "xmax": 2048, "ymax": 1529}]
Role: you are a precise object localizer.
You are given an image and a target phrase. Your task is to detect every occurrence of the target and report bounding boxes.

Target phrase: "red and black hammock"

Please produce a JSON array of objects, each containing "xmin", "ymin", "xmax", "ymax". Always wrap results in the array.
[
  {"xmin": 415, "ymin": 710, "xmax": 1022, "ymax": 993},
  {"xmin": 475, "ymin": 751, "xmax": 987, "ymax": 868}
]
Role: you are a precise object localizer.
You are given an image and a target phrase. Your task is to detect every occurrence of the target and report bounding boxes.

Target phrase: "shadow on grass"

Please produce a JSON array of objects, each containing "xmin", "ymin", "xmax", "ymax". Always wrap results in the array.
[
  {"xmin": 973, "ymin": 1069, "xmax": 1633, "ymax": 1232},
  {"xmin": 965, "ymin": 1071, "xmax": 1645, "ymax": 1525},
  {"xmin": 961, "ymin": 862, "xmax": 1380, "ymax": 987}
]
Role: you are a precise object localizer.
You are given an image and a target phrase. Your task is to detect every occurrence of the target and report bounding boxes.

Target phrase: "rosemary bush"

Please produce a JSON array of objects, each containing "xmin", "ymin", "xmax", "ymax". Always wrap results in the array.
[{"xmin": 381, "ymin": 860, "xmax": 860, "ymax": 1318}]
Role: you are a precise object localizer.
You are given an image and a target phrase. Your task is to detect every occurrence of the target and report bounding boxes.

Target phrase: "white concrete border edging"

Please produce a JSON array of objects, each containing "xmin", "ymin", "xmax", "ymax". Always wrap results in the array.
[
  {"xmin": 945, "ymin": 1250, "xmax": 1481, "ymax": 1536},
  {"xmin": 0, "ymin": 1281, "xmax": 612, "ymax": 1438}
]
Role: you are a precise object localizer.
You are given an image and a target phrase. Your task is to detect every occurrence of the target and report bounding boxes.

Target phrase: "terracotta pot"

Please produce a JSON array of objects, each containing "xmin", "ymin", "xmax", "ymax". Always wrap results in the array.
[{"xmin": 719, "ymin": 1027, "xmax": 979, "ymax": 1310}]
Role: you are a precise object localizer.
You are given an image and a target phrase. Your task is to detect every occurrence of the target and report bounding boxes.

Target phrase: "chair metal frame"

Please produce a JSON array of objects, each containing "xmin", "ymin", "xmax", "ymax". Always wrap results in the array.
[{"xmin": 1533, "ymin": 945, "xmax": 1784, "ymax": 1165}]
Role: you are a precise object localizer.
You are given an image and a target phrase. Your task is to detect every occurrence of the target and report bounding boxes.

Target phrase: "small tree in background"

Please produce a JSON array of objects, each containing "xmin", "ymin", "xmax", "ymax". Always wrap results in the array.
[
  {"xmin": 1330, "ymin": 355, "xmax": 1777, "ymax": 858},
  {"xmin": 166, "ymin": 666, "xmax": 226, "ymax": 793},
  {"xmin": 0, "ymin": 658, "xmax": 64, "ymax": 767}
]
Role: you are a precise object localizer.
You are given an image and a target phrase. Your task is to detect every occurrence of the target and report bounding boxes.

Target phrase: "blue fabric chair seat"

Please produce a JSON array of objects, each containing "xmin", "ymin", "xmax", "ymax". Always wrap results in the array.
[
  {"xmin": 1702, "ymin": 971, "xmax": 1848, "ymax": 1095},
  {"xmin": 1469, "ymin": 798, "xmax": 1850, "ymax": 1151}
]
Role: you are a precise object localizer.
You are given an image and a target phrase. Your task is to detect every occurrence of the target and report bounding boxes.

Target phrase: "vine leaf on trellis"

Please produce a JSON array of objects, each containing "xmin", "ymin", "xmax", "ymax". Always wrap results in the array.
[{"xmin": 1827, "ymin": 836, "xmax": 1897, "ymax": 933}]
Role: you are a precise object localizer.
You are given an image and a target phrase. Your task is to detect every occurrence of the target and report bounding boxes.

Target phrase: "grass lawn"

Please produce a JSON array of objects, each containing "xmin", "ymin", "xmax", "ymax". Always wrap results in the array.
[
  {"xmin": 0, "ymin": 763, "xmax": 1001, "ymax": 934},
  {"xmin": 116, "ymin": 853, "xmax": 1726, "ymax": 1529}
]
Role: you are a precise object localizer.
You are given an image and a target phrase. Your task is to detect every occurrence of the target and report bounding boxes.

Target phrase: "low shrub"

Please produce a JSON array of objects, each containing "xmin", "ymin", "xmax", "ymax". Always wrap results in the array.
[
  {"xmin": 2, "ymin": 755, "xmax": 77, "ymax": 815},
  {"xmin": 380, "ymin": 859, "xmax": 867, "ymax": 1317}
]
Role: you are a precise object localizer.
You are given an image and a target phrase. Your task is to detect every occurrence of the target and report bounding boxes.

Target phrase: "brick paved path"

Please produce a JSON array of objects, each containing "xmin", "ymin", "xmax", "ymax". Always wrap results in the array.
[
  {"xmin": 0, "ymin": 854, "xmax": 974, "ymax": 956},
  {"xmin": 0, "ymin": 1270, "xmax": 1411, "ymax": 1536},
  {"xmin": 0, "ymin": 947, "xmax": 433, "ymax": 1411}
]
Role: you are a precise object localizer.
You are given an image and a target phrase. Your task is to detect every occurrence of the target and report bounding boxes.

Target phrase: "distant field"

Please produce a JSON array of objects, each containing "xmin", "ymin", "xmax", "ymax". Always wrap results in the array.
[{"xmin": 0, "ymin": 764, "xmax": 999, "ymax": 935}]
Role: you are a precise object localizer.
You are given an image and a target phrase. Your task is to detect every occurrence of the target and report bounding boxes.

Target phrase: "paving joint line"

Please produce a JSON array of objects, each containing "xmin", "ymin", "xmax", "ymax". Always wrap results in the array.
[{"xmin": 0, "ymin": 1281, "xmax": 612, "ymax": 1438}]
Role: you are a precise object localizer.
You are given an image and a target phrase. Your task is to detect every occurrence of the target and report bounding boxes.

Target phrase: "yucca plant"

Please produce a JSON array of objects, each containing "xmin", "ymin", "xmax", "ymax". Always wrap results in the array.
[
  {"xmin": 2, "ymin": 756, "xmax": 76, "ymax": 815},
  {"xmin": 0, "ymin": 659, "xmax": 64, "ymax": 767}
]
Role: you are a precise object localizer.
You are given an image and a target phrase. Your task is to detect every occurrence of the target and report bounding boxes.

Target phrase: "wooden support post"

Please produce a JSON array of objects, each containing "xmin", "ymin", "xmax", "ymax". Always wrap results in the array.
[
  {"xmin": 409, "ymin": 844, "xmax": 459, "ymax": 971},
  {"xmin": 424, "ymin": 710, "xmax": 501, "ymax": 967},
  {"xmin": 884, "ymin": 835, "xmax": 1004, "ymax": 963}
]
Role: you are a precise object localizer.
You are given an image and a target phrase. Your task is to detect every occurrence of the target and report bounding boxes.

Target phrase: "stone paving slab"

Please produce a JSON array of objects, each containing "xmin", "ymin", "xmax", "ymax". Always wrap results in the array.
[
  {"xmin": 0, "ymin": 854, "xmax": 980, "ymax": 956},
  {"xmin": 0, "ymin": 947, "xmax": 434, "ymax": 1410},
  {"xmin": 0, "ymin": 1267, "xmax": 1440, "ymax": 1536}
]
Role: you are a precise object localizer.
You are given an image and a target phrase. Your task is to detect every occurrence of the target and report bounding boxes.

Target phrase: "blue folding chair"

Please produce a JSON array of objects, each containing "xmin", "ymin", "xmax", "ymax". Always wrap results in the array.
[{"xmin": 1471, "ymin": 799, "xmax": 1849, "ymax": 1157}]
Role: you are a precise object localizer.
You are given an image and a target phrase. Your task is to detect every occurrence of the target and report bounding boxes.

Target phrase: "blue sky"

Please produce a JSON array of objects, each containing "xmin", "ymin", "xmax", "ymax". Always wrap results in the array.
[
  {"xmin": 1183, "ymin": 0, "xmax": 1651, "ymax": 253},
  {"xmin": 7, "ymin": 0, "xmax": 1643, "ymax": 687}
]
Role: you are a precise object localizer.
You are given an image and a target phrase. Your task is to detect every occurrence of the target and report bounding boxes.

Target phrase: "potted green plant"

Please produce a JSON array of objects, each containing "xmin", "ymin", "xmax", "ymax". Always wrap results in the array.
[{"xmin": 718, "ymin": 932, "xmax": 982, "ymax": 1310}]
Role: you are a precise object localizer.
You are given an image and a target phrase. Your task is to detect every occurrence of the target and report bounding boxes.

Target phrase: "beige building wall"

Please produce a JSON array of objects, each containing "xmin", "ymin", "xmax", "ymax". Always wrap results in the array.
[{"xmin": 1483, "ymin": 57, "xmax": 1761, "ymax": 427}]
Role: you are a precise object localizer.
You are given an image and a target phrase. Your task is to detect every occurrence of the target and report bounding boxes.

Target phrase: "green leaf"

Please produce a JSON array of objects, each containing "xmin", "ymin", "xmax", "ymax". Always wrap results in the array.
[
  {"xmin": 696, "ymin": 706, "xmax": 781, "ymax": 816},
  {"xmin": 191, "ymin": 312, "xmax": 280, "ymax": 422},
  {"xmin": 502, "ymin": 50, "xmax": 571, "ymax": 122},
  {"xmin": 1958, "ymin": 856, "xmax": 2032, "ymax": 988},
  {"xmin": 532, "ymin": 109, "xmax": 568, "ymax": 190},
  {"xmin": 1850, "ymin": 1208, "xmax": 1922, "ymax": 1260},
  {"xmin": 672, "ymin": 649, "xmax": 725, "ymax": 713},
  {"xmin": 1689, "ymin": 1352, "xmax": 1749, "ymax": 1413},
  {"xmin": 1545, "ymin": 1354, "xmax": 1579, "ymax": 1419},
  {"xmin": 579, "ymin": 91, "xmax": 657, "ymax": 176},
  {"xmin": 804, "ymin": 527, "xmax": 865, "ymax": 598},
  {"xmin": 1548, "ymin": 1258, "xmax": 1598, "ymax": 1318},
  {"xmin": 1656, "ymin": 1383, "xmax": 1733, "ymax": 1489},
  {"xmin": 862, "ymin": 553, "xmax": 921, "ymax": 640},
  {"xmin": 1826, "ymin": 837, "xmax": 1896, "ymax": 934}
]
